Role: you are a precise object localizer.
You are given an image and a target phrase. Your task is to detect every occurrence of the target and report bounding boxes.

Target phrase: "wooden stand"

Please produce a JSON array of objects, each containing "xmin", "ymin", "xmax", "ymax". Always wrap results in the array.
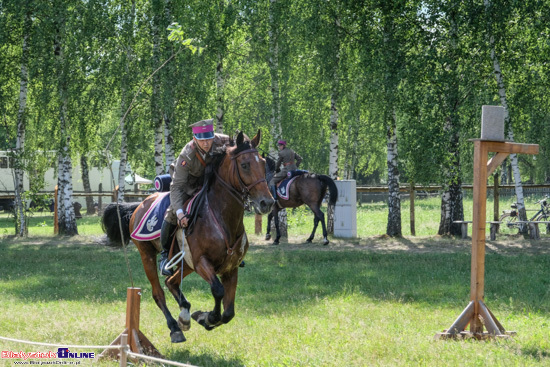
[
  {"xmin": 436, "ymin": 140, "xmax": 538, "ymax": 340},
  {"xmin": 100, "ymin": 288, "xmax": 163, "ymax": 360}
]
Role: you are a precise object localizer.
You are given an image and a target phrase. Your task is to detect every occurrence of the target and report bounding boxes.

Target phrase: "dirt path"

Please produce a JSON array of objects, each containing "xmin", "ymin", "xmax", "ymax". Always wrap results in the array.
[{"xmin": 3, "ymin": 233, "xmax": 550, "ymax": 256}]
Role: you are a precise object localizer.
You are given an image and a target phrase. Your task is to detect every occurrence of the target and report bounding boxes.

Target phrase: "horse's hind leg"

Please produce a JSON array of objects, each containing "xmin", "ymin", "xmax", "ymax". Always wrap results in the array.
[
  {"xmin": 166, "ymin": 266, "xmax": 193, "ymax": 332},
  {"xmin": 306, "ymin": 216, "xmax": 320, "ymax": 243},
  {"xmin": 138, "ymin": 244, "xmax": 185, "ymax": 343},
  {"xmin": 192, "ymin": 256, "xmax": 224, "ymax": 330},
  {"xmin": 309, "ymin": 206, "xmax": 329, "ymax": 245}
]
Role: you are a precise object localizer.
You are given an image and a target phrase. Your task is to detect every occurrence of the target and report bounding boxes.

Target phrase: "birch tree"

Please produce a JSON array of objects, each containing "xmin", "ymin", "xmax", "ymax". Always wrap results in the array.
[
  {"xmin": 484, "ymin": 0, "xmax": 528, "ymax": 226},
  {"xmin": 13, "ymin": 6, "xmax": 32, "ymax": 237}
]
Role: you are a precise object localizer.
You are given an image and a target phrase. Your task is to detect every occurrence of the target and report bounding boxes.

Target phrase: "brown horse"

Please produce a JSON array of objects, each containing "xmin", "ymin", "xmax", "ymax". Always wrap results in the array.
[
  {"xmin": 264, "ymin": 156, "xmax": 338, "ymax": 245},
  {"xmin": 102, "ymin": 131, "xmax": 273, "ymax": 343}
]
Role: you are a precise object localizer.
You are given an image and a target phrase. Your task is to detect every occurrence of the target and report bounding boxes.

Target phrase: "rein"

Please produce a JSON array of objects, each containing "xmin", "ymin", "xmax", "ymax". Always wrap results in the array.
[
  {"xmin": 210, "ymin": 147, "xmax": 265, "ymax": 255},
  {"xmin": 214, "ymin": 148, "xmax": 266, "ymax": 207}
]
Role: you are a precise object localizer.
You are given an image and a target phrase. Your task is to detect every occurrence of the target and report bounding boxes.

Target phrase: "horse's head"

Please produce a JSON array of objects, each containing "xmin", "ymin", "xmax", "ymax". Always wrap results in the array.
[{"xmin": 220, "ymin": 130, "xmax": 274, "ymax": 214}]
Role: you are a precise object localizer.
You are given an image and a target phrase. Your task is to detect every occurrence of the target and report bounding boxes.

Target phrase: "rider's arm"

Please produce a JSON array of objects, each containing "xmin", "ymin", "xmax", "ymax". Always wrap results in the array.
[
  {"xmin": 294, "ymin": 151, "xmax": 303, "ymax": 168},
  {"xmin": 170, "ymin": 153, "xmax": 192, "ymax": 219}
]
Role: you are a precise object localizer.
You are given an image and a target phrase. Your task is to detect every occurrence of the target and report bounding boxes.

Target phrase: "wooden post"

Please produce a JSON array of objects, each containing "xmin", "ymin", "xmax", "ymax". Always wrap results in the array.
[
  {"xmin": 98, "ymin": 183, "xmax": 103, "ymax": 215},
  {"xmin": 113, "ymin": 185, "xmax": 119, "ymax": 202},
  {"xmin": 410, "ymin": 183, "xmax": 416, "ymax": 236},
  {"xmin": 100, "ymin": 288, "xmax": 163, "ymax": 361},
  {"xmin": 254, "ymin": 213, "xmax": 262, "ymax": 235},
  {"xmin": 53, "ymin": 185, "xmax": 59, "ymax": 234},
  {"xmin": 436, "ymin": 140, "xmax": 538, "ymax": 340},
  {"xmin": 493, "ymin": 173, "xmax": 499, "ymax": 222}
]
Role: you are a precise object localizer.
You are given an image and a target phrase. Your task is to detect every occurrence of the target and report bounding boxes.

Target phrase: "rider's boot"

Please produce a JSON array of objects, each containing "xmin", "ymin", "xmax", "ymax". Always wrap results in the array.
[
  {"xmin": 270, "ymin": 185, "xmax": 278, "ymax": 202},
  {"xmin": 158, "ymin": 220, "xmax": 177, "ymax": 276}
]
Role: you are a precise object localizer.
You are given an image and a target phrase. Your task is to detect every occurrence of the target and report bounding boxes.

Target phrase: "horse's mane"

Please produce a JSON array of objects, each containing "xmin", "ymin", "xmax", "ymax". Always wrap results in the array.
[{"xmin": 185, "ymin": 137, "xmax": 252, "ymax": 234}]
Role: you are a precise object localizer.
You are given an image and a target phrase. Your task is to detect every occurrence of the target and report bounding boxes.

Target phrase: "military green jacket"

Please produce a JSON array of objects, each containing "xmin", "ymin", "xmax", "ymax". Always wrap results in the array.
[
  {"xmin": 275, "ymin": 147, "xmax": 302, "ymax": 172},
  {"xmin": 168, "ymin": 134, "xmax": 230, "ymax": 217}
]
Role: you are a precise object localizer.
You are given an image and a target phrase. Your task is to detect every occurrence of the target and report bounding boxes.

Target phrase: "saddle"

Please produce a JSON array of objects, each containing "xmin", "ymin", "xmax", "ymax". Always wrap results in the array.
[
  {"xmin": 130, "ymin": 191, "xmax": 201, "ymax": 241},
  {"xmin": 276, "ymin": 170, "xmax": 308, "ymax": 200}
]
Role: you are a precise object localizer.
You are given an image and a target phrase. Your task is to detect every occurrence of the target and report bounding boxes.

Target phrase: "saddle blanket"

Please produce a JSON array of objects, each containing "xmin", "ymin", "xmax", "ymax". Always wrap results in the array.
[
  {"xmin": 131, "ymin": 192, "xmax": 170, "ymax": 241},
  {"xmin": 131, "ymin": 191, "xmax": 199, "ymax": 241},
  {"xmin": 276, "ymin": 170, "xmax": 308, "ymax": 200},
  {"xmin": 276, "ymin": 177, "xmax": 298, "ymax": 200}
]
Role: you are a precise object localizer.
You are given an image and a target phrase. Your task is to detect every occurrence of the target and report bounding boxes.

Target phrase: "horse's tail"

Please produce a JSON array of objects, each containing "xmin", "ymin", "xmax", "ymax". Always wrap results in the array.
[
  {"xmin": 101, "ymin": 202, "xmax": 140, "ymax": 245},
  {"xmin": 318, "ymin": 175, "xmax": 338, "ymax": 206}
]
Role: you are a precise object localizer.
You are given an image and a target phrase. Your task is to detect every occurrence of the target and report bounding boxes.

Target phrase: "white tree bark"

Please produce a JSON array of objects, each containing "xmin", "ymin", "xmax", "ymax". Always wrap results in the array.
[
  {"xmin": 216, "ymin": 54, "xmax": 225, "ymax": 133},
  {"xmin": 386, "ymin": 109, "xmax": 402, "ymax": 236},
  {"xmin": 485, "ymin": 0, "xmax": 527, "ymax": 224},
  {"xmin": 14, "ymin": 10, "xmax": 31, "ymax": 237},
  {"xmin": 55, "ymin": 25, "xmax": 77, "ymax": 235}
]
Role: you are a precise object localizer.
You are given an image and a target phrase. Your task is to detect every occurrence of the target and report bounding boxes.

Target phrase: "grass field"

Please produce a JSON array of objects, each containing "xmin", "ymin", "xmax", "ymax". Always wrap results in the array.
[{"xmin": 0, "ymin": 196, "xmax": 549, "ymax": 366}]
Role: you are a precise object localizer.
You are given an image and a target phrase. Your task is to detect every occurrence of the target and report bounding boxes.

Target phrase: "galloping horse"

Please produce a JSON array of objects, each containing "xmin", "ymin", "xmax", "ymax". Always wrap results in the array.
[
  {"xmin": 265, "ymin": 156, "xmax": 338, "ymax": 245},
  {"xmin": 102, "ymin": 131, "xmax": 273, "ymax": 343}
]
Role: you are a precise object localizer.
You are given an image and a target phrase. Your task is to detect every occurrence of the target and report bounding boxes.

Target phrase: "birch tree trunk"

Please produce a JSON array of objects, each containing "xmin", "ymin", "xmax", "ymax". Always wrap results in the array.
[
  {"xmin": 80, "ymin": 155, "xmax": 94, "ymax": 214},
  {"xmin": 327, "ymin": 16, "xmax": 341, "ymax": 234},
  {"xmin": 216, "ymin": 54, "xmax": 225, "ymax": 134},
  {"xmin": 268, "ymin": 0, "xmax": 286, "ymax": 238},
  {"xmin": 14, "ymin": 8, "xmax": 31, "ymax": 237},
  {"xmin": 484, "ymin": 0, "xmax": 528, "ymax": 227},
  {"xmin": 386, "ymin": 109, "xmax": 402, "ymax": 236},
  {"xmin": 151, "ymin": 5, "xmax": 164, "ymax": 176},
  {"xmin": 54, "ymin": 23, "xmax": 77, "ymax": 236},
  {"xmin": 162, "ymin": 0, "xmax": 175, "ymax": 171},
  {"xmin": 117, "ymin": 0, "xmax": 136, "ymax": 202}
]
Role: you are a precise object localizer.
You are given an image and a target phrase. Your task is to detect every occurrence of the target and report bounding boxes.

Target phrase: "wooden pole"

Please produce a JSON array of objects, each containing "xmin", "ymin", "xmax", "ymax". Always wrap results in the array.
[
  {"xmin": 99, "ymin": 287, "xmax": 163, "ymax": 361},
  {"xmin": 254, "ymin": 213, "xmax": 262, "ymax": 235},
  {"xmin": 410, "ymin": 183, "xmax": 416, "ymax": 236},
  {"xmin": 436, "ymin": 140, "xmax": 538, "ymax": 340},
  {"xmin": 493, "ymin": 173, "xmax": 499, "ymax": 222},
  {"xmin": 53, "ymin": 185, "xmax": 58, "ymax": 234}
]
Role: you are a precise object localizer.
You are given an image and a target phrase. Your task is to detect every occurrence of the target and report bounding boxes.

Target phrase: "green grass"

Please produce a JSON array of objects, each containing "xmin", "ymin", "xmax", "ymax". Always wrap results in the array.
[
  {"xmin": 0, "ymin": 238, "xmax": 549, "ymax": 366},
  {"xmin": 1, "ymin": 196, "xmax": 549, "ymax": 366}
]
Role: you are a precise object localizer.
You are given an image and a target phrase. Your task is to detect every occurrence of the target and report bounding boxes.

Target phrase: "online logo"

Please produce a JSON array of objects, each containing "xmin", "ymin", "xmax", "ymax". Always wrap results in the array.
[{"xmin": 57, "ymin": 348, "xmax": 95, "ymax": 359}]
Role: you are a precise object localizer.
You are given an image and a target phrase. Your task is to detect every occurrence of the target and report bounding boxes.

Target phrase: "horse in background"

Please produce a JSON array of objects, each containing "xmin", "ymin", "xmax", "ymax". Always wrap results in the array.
[
  {"xmin": 102, "ymin": 131, "xmax": 273, "ymax": 343},
  {"xmin": 264, "ymin": 155, "xmax": 338, "ymax": 245}
]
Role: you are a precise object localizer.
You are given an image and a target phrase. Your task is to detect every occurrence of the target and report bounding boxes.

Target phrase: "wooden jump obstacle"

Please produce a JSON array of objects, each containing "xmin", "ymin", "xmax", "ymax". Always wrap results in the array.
[
  {"xmin": 100, "ymin": 287, "xmax": 163, "ymax": 361},
  {"xmin": 436, "ymin": 127, "xmax": 539, "ymax": 339}
]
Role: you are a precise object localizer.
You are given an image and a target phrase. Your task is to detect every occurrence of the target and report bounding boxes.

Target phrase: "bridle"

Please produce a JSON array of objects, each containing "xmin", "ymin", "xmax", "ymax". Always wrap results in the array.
[
  {"xmin": 214, "ymin": 147, "xmax": 267, "ymax": 207},
  {"xmin": 211, "ymin": 146, "xmax": 266, "ymax": 255}
]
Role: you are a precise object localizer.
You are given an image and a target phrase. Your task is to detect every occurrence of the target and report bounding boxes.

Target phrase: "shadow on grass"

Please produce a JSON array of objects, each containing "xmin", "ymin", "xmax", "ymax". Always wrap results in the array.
[{"xmin": 1, "ymin": 236, "xmax": 549, "ymax": 317}]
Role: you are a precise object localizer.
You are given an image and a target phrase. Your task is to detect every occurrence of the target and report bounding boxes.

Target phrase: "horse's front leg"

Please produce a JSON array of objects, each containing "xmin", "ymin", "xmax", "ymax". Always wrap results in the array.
[
  {"xmin": 265, "ymin": 212, "xmax": 273, "ymax": 240},
  {"xmin": 219, "ymin": 268, "xmax": 239, "ymax": 324},
  {"xmin": 273, "ymin": 209, "xmax": 281, "ymax": 245},
  {"xmin": 138, "ymin": 244, "xmax": 185, "ymax": 343},
  {"xmin": 192, "ymin": 256, "xmax": 224, "ymax": 330},
  {"xmin": 165, "ymin": 265, "xmax": 194, "ymax": 332}
]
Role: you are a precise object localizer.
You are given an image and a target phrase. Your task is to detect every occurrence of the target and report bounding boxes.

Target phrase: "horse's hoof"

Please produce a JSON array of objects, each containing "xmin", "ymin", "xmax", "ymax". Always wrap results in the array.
[
  {"xmin": 178, "ymin": 309, "xmax": 191, "ymax": 331},
  {"xmin": 192, "ymin": 311, "xmax": 217, "ymax": 331},
  {"xmin": 271, "ymin": 241, "xmax": 279, "ymax": 246},
  {"xmin": 170, "ymin": 330, "xmax": 186, "ymax": 343},
  {"xmin": 323, "ymin": 239, "xmax": 329, "ymax": 246},
  {"xmin": 265, "ymin": 234, "xmax": 271, "ymax": 240},
  {"xmin": 306, "ymin": 238, "xmax": 313, "ymax": 243}
]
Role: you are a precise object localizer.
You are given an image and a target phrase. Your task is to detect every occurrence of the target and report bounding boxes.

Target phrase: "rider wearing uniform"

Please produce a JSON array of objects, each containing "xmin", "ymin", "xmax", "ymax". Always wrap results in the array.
[
  {"xmin": 159, "ymin": 119, "xmax": 230, "ymax": 276},
  {"xmin": 269, "ymin": 140, "xmax": 303, "ymax": 200}
]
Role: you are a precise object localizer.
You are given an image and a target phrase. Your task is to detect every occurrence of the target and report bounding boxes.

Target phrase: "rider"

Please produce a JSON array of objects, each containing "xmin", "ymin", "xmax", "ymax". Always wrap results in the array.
[
  {"xmin": 269, "ymin": 140, "xmax": 303, "ymax": 200},
  {"xmin": 158, "ymin": 118, "xmax": 230, "ymax": 276}
]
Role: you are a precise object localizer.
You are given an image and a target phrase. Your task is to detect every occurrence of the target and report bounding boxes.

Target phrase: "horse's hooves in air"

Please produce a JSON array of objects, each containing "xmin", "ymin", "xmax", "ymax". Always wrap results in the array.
[
  {"xmin": 178, "ymin": 309, "xmax": 191, "ymax": 331},
  {"xmin": 170, "ymin": 330, "xmax": 186, "ymax": 343},
  {"xmin": 192, "ymin": 310, "xmax": 217, "ymax": 331},
  {"xmin": 265, "ymin": 234, "xmax": 271, "ymax": 240}
]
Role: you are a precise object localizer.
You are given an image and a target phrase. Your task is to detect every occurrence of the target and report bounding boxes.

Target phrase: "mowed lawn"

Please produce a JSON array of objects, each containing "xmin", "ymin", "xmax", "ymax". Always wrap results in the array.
[
  {"xmin": 0, "ymin": 234, "xmax": 549, "ymax": 366},
  {"xmin": 0, "ymin": 196, "xmax": 549, "ymax": 366}
]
